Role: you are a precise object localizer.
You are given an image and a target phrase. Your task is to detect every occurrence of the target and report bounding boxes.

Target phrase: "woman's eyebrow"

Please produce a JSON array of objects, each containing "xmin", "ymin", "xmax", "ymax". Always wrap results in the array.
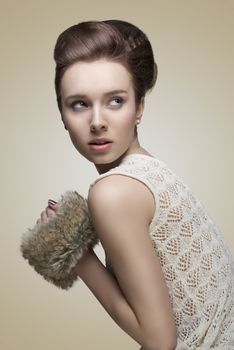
[{"xmin": 64, "ymin": 89, "xmax": 128, "ymax": 101}]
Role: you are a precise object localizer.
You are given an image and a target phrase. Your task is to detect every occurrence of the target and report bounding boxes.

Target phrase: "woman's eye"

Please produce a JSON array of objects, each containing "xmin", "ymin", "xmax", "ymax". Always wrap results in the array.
[
  {"xmin": 71, "ymin": 101, "xmax": 87, "ymax": 110},
  {"xmin": 110, "ymin": 97, "xmax": 124, "ymax": 107}
]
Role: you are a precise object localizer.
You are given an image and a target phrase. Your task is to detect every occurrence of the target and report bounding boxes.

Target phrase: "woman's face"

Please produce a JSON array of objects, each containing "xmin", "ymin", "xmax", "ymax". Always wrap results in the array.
[{"xmin": 60, "ymin": 59, "xmax": 144, "ymax": 172}]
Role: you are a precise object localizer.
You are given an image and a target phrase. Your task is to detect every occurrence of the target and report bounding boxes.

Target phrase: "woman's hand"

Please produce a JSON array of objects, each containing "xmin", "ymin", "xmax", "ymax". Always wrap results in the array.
[
  {"xmin": 36, "ymin": 199, "xmax": 60, "ymax": 224},
  {"xmin": 21, "ymin": 191, "xmax": 98, "ymax": 290}
]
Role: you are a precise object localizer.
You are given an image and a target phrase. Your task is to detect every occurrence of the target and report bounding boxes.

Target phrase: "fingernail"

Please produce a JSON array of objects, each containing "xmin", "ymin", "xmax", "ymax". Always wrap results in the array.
[{"xmin": 48, "ymin": 199, "xmax": 57, "ymax": 205}]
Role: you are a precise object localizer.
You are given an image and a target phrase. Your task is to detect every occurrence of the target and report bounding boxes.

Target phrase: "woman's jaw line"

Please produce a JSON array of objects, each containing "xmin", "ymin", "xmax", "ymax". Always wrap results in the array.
[{"xmin": 92, "ymin": 143, "xmax": 145, "ymax": 175}]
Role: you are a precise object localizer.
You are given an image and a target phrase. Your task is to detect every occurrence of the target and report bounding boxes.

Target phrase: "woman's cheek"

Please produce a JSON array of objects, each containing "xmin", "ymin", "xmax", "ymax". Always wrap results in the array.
[
  {"xmin": 121, "ymin": 114, "xmax": 137, "ymax": 132},
  {"xmin": 68, "ymin": 129, "xmax": 82, "ymax": 150}
]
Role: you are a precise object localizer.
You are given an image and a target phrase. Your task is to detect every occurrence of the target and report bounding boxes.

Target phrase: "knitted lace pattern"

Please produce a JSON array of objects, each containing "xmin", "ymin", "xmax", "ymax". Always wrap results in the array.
[{"xmin": 92, "ymin": 154, "xmax": 234, "ymax": 349}]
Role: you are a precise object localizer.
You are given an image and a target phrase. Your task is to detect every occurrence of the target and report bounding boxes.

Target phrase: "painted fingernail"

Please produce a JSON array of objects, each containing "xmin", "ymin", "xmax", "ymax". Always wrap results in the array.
[{"xmin": 48, "ymin": 199, "xmax": 57, "ymax": 205}]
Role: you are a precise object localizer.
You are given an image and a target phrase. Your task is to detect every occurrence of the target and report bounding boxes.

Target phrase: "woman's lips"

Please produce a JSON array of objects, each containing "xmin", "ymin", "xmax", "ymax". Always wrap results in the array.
[
  {"xmin": 89, "ymin": 143, "xmax": 112, "ymax": 151},
  {"xmin": 88, "ymin": 138, "xmax": 113, "ymax": 152}
]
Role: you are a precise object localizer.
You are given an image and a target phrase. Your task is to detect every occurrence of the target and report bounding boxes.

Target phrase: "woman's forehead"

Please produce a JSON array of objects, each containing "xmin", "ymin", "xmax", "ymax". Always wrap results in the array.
[{"xmin": 61, "ymin": 59, "xmax": 134, "ymax": 97}]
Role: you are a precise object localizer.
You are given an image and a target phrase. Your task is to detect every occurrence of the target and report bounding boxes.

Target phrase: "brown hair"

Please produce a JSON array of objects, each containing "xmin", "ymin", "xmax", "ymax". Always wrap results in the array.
[{"xmin": 54, "ymin": 20, "xmax": 157, "ymax": 112}]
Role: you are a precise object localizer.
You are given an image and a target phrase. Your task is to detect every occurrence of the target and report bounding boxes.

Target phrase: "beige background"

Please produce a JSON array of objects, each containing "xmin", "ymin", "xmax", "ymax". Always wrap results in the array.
[{"xmin": 1, "ymin": 1, "xmax": 233, "ymax": 349}]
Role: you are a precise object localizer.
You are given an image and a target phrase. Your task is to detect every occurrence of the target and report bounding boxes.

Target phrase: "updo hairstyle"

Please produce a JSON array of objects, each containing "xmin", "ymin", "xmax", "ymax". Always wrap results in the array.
[{"xmin": 54, "ymin": 20, "xmax": 157, "ymax": 112}]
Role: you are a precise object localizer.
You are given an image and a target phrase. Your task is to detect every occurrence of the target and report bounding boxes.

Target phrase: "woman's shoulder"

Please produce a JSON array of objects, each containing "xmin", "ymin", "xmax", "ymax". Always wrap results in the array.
[
  {"xmin": 88, "ymin": 153, "xmax": 171, "ymax": 212},
  {"xmin": 89, "ymin": 172, "xmax": 154, "ymax": 207},
  {"xmin": 88, "ymin": 173, "xmax": 155, "ymax": 227},
  {"xmin": 90, "ymin": 153, "xmax": 167, "ymax": 189}
]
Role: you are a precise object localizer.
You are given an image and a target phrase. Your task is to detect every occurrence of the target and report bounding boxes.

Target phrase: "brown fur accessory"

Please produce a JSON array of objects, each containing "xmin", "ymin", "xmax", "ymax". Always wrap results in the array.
[{"xmin": 21, "ymin": 191, "xmax": 99, "ymax": 290}]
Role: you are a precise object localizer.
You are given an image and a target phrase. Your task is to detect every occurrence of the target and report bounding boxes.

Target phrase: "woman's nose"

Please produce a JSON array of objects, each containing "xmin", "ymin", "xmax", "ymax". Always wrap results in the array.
[{"xmin": 90, "ymin": 108, "xmax": 107, "ymax": 132}]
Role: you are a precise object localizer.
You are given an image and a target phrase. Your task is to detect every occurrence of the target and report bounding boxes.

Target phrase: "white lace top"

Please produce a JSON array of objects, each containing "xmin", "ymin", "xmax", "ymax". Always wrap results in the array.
[{"xmin": 91, "ymin": 154, "xmax": 234, "ymax": 349}]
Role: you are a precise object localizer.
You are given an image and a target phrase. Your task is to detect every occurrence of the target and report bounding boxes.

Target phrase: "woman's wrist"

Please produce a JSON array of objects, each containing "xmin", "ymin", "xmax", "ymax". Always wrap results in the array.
[{"xmin": 72, "ymin": 248, "xmax": 95, "ymax": 277}]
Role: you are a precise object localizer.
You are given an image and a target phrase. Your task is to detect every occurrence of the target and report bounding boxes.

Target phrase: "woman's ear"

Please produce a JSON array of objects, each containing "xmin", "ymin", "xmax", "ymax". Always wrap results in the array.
[{"xmin": 135, "ymin": 97, "xmax": 145, "ymax": 125}]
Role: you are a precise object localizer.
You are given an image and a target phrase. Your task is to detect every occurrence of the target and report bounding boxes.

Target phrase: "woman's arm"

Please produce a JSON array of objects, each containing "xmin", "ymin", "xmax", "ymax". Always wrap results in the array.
[{"xmin": 75, "ymin": 175, "xmax": 177, "ymax": 350}]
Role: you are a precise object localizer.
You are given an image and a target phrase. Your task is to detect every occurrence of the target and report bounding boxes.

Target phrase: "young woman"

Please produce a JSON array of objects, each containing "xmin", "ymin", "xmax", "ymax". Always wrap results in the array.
[{"xmin": 37, "ymin": 20, "xmax": 234, "ymax": 349}]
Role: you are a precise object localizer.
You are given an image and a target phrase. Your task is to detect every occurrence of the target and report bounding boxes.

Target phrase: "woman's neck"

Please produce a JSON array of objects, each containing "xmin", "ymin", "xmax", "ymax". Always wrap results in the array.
[{"xmin": 94, "ymin": 141, "xmax": 151, "ymax": 175}]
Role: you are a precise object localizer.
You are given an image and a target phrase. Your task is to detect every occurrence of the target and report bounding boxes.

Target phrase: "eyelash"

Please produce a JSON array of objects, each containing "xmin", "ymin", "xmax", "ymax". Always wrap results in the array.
[
  {"xmin": 111, "ymin": 97, "xmax": 124, "ymax": 106},
  {"xmin": 71, "ymin": 100, "xmax": 87, "ymax": 110},
  {"xmin": 70, "ymin": 97, "xmax": 124, "ymax": 111}
]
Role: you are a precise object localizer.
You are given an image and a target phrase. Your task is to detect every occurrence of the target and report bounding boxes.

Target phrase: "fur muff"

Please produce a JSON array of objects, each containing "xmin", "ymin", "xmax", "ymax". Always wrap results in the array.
[{"xmin": 21, "ymin": 191, "xmax": 99, "ymax": 290}]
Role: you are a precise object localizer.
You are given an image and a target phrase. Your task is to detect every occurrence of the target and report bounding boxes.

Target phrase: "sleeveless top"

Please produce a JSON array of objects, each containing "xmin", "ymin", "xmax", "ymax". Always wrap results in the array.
[{"xmin": 90, "ymin": 154, "xmax": 234, "ymax": 349}]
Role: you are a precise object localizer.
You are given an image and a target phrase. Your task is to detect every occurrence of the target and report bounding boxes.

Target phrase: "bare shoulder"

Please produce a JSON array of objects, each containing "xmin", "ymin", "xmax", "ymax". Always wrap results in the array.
[{"xmin": 88, "ymin": 174, "xmax": 155, "ymax": 226}]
